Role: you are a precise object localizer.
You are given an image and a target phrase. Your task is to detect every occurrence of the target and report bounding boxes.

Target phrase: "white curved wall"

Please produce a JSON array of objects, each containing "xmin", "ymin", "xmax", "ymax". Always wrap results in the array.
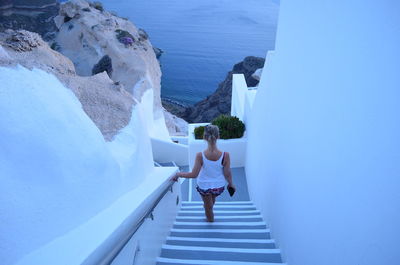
[
  {"xmin": 245, "ymin": 1, "xmax": 400, "ymax": 265},
  {"xmin": 0, "ymin": 66, "xmax": 154, "ymax": 264}
]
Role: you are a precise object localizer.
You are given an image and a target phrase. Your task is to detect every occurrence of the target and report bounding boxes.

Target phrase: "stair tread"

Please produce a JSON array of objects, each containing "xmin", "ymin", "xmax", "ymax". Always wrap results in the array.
[
  {"xmin": 157, "ymin": 257, "xmax": 285, "ymax": 265},
  {"xmin": 171, "ymin": 228, "xmax": 270, "ymax": 233},
  {"xmin": 179, "ymin": 210, "xmax": 260, "ymax": 214},
  {"xmin": 166, "ymin": 237, "xmax": 274, "ymax": 243},
  {"xmin": 162, "ymin": 244, "xmax": 281, "ymax": 253},
  {"xmin": 180, "ymin": 205, "xmax": 254, "ymax": 208},
  {"xmin": 174, "ymin": 221, "xmax": 266, "ymax": 225},
  {"xmin": 182, "ymin": 201, "xmax": 253, "ymax": 204}
]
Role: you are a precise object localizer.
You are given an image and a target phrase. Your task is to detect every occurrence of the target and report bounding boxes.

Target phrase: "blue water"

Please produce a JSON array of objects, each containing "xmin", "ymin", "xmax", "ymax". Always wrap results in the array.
[{"xmin": 100, "ymin": 0, "xmax": 279, "ymax": 105}]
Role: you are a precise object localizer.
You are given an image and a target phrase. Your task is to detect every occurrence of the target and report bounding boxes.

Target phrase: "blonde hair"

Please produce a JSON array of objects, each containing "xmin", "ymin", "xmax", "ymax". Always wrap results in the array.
[{"xmin": 204, "ymin": 124, "xmax": 219, "ymax": 144}]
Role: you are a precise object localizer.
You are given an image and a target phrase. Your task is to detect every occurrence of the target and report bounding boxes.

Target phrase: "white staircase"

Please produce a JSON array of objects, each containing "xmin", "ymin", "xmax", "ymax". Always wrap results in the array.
[{"xmin": 156, "ymin": 201, "xmax": 285, "ymax": 265}]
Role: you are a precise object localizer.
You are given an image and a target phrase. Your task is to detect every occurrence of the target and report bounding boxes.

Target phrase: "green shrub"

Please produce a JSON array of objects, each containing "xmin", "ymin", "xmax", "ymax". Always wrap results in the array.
[
  {"xmin": 211, "ymin": 115, "xmax": 245, "ymax": 139},
  {"xmin": 194, "ymin": 126, "xmax": 205, "ymax": 140}
]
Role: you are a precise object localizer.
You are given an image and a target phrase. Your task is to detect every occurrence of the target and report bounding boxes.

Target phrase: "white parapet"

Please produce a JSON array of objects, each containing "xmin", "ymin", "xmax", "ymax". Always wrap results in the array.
[
  {"xmin": 15, "ymin": 167, "xmax": 179, "ymax": 265},
  {"xmin": 231, "ymin": 74, "xmax": 248, "ymax": 122},
  {"xmin": 151, "ymin": 137, "xmax": 189, "ymax": 166},
  {"xmin": 231, "ymin": 74, "xmax": 258, "ymax": 127},
  {"xmin": 188, "ymin": 123, "xmax": 247, "ymax": 169}
]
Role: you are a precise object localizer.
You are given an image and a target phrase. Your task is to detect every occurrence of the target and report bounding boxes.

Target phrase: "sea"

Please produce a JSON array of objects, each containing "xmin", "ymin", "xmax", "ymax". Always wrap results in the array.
[{"xmin": 99, "ymin": 0, "xmax": 279, "ymax": 105}]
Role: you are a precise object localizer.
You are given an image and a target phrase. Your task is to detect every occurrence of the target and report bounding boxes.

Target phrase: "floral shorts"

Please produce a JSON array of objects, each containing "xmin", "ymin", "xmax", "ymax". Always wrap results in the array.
[{"xmin": 196, "ymin": 186, "xmax": 225, "ymax": 197}]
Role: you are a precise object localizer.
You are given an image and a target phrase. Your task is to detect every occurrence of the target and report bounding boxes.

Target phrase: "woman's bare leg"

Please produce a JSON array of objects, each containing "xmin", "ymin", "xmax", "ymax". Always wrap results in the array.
[
  {"xmin": 201, "ymin": 194, "xmax": 214, "ymax": 222},
  {"xmin": 212, "ymin": 194, "xmax": 217, "ymax": 205}
]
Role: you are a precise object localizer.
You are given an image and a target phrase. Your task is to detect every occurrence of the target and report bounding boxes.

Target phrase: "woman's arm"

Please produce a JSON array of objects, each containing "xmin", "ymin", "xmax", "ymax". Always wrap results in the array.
[
  {"xmin": 222, "ymin": 152, "xmax": 235, "ymax": 188},
  {"xmin": 173, "ymin": 152, "xmax": 202, "ymax": 180}
]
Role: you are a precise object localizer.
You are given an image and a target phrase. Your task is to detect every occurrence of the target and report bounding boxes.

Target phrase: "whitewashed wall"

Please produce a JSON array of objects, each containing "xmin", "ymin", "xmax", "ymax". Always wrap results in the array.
[
  {"xmin": 245, "ymin": 1, "xmax": 400, "ymax": 265},
  {"xmin": 0, "ymin": 66, "xmax": 167, "ymax": 264},
  {"xmin": 151, "ymin": 138, "xmax": 188, "ymax": 166},
  {"xmin": 231, "ymin": 74, "xmax": 257, "ymax": 127}
]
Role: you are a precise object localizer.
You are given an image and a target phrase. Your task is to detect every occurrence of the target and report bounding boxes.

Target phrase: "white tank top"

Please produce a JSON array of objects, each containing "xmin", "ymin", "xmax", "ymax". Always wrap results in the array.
[{"xmin": 196, "ymin": 152, "xmax": 226, "ymax": 190}]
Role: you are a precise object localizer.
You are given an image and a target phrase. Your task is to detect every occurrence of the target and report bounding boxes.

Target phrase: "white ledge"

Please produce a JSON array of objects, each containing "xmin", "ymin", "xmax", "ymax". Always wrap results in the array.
[{"xmin": 16, "ymin": 167, "xmax": 178, "ymax": 265}]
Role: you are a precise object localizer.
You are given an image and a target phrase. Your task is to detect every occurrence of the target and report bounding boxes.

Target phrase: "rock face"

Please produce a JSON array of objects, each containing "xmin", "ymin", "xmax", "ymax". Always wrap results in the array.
[
  {"xmin": 0, "ymin": 0, "xmax": 187, "ymax": 137},
  {"xmin": 0, "ymin": 29, "xmax": 134, "ymax": 141},
  {"xmin": 53, "ymin": 0, "xmax": 186, "ymax": 136},
  {"xmin": 0, "ymin": 0, "xmax": 59, "ymax": 41},
  {"xmin": 92, "ymin": 54, "xmax": 112, "ymax": 76},
  {"xmin": 153, "ymin": 47, "xmax": 163, "ymax": 59},
  {"xmin": 53, "ymin": 0, "xmax": 160, "ymax": 108},
  {"xmin": 252, "ymin": 68, "xmax": 263, "ymax": 81},
  {"xmin": 177, "ymin": 56, "xmax": 265, "ymax": 123}
]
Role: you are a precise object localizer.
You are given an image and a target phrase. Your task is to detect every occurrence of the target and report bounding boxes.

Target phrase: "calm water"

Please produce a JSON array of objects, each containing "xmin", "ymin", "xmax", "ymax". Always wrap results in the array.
[{"xmin": 101, "ymin": 0, "xmax": 280, "ymax": 105}]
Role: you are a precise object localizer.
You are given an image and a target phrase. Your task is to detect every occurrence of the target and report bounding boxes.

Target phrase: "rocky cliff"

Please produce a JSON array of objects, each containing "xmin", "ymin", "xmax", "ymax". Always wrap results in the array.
[
  {"xmin": 0, "ymin": 0, "xmax": 187, "ymax": 137},
  {"xmin": 0, "ymin": 29, "xmax": 135, "ymax": 141},
  {"xmin": 0, "ymin": 0, "xmax": 59, "ymax": 41},
  {"xmin": 172, "ymin": 56, "xmax": 265, "ymax": 123},
  {"xmin": 54, "ymin": 0, "xmax": 186, "ymax": 136}
]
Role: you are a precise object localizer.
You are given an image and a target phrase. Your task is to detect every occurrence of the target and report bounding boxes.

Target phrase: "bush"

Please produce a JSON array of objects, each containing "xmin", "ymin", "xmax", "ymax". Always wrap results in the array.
[
  {"xmin": 211, "ymin": 115, "xmax": 245, "ymax": 139},
  {"xmin": 193, "ymin": 116, "xmax": 245, "ymax": 140},
  {"xmin": 194, "ymin": 126, "xmax": 205, "ymax": 140}
]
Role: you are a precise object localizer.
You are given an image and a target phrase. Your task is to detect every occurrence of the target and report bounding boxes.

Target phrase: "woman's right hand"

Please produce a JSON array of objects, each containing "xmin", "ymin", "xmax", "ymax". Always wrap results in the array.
[{"xmin": 171, "ymin": 173, "xmax": 180, "ymax": 182}]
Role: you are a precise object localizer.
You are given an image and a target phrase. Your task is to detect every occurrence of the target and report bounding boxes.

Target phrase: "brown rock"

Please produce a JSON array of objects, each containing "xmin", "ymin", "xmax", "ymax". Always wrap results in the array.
[
  {"xmin": 179, "ymin": 56, "xmax": 265, "ymax": 123},
  {"xmin": 0, "ymin": 29, "xmax": 133, "ymax": 141}
]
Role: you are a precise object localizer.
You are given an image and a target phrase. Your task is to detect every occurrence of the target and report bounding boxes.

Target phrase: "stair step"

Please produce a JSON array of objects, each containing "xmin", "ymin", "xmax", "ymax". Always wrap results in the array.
[
  {"xmin": 173, "ymin": 221, "xmax": 267, "ymax": 230},
  {"xmin": 181, "ymin": 205, "xmax": 256, "ymax": 210},
  {"xmin": 160, "ymin": 245, "xmax": 282, "ymax": 263},
  {"xmin": 157, "ymin": 257, "xmax": 285, "ymax": 265},
  {"xmin": 178, "ymin": 210, "xmax": 260, "ymax": 216},
  {"xmin": 182, "ymin": 201, "xmax": 253, "ymax": 205},
  {"xmin": 170, "ymin": 228, "xmax": 270, "ymax": 239},
  {"xmin": 176, "ymin": 215, "xmax": 263, "ymax": 222},
  {"xmin": 174, "ymin": 221, "xmax": 266, "ymax": 226},
  {"xmin": 166, "ymin": 237, "xmax": 276, "ymax": 249}
]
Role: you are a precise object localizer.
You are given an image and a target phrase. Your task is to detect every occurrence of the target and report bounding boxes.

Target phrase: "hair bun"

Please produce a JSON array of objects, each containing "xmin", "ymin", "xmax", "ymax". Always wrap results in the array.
[{"xmin": 204, "ymin": 124, "xmax": 219, "ymax": 144}]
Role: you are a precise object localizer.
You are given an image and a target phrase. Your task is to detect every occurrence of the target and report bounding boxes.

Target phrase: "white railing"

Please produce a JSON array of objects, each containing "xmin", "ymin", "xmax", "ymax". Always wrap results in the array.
[{"xmin": 109, "ymin": 169, "xmax": 181, "ymax": 265}]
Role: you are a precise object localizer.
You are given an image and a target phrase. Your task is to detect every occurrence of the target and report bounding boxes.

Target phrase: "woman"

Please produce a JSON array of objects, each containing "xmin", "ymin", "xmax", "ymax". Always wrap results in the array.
[{"xmin": 173, "ymin": 124, "xmax": 235, "ymax": 222}]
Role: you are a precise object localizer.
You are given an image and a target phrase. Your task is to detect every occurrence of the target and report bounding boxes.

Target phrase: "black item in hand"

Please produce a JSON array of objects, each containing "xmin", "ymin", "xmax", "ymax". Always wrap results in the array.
[{"xmin": 227, "ymin": 186, "xmax": 235, "ymax": 197}]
